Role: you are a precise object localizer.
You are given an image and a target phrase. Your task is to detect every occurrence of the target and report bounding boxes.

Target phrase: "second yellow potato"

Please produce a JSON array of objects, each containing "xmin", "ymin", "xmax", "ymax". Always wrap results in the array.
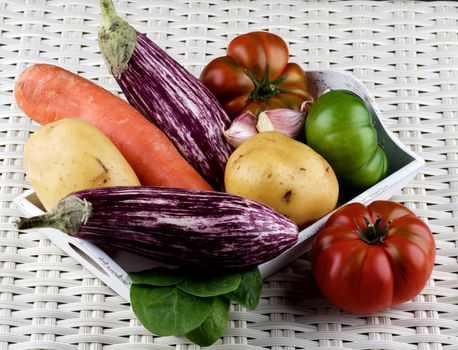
[
  {"xmin": 225, "ymin": 131, "xmax": 339, "ymax": 227},
  {"xmin": 24, "ymin": 118, "xmax": 140, "ymax": 210}
]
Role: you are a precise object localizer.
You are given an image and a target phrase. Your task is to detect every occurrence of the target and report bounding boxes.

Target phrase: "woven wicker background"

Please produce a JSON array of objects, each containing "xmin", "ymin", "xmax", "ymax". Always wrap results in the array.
[{"xmin": 1, "ymin": 0, "xmax": 457, "ymax": 349}]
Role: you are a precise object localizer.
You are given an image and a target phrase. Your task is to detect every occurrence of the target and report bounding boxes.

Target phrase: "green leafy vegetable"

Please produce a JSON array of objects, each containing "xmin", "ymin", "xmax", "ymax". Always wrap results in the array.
[
  {"xmin": 177, "ymin": 271, "xmax": 241, "ymax": 297},
  {"xmin": 185, "ymin": 296, "xmax": 229, "ymax": 346},
  {"xmin": 225, "ymin": 268, "xmax": 262, "ymax": 309},
  {"xmin": 129, "ymin": 266, "xmax": 263, "ymax": 346},
  {"xmin": 130, "ymin": 284, "xmax": 213, "ymax": 336},
  {"xmin": 128, "ymin": 266, "xmax": 187, "ymax": 286}
]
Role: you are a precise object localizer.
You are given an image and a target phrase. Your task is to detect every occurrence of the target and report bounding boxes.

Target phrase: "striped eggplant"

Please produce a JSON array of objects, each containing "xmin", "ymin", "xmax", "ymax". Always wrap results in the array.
[
  {"xmin": 98, "ymin": 0, "xmax": 233, "ymax": 191},
  {"xmin": 15, "ymin": 186, "xmax": 299, "ymax": 270}
]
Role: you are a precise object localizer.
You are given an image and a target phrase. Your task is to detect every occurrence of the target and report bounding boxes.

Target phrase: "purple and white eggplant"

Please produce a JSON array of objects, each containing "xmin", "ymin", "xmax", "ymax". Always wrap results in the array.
[
  {"xmin": 98, "ymin": 0, "xmax": 233, "ymax": 191},
  {"xmin": 15, "ymin": 186, "xmax": 299, "ymax": 270}
]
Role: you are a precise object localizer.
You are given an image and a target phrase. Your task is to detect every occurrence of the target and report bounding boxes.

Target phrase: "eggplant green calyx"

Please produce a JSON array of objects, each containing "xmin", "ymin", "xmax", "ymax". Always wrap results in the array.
[
  {"xmin": 98, "ymin": 0, "xmax": 137, "ymax": 78},
  {"xmin": 15, "ymin": 196, "xmax": 92, "ymax": 235},
  {"xmin": 355, "ymin": 215, "xmax": 390, "ymax": 245},
  {"xmin": 245, "ymin": 65, "xmax": 288, "ymax": 102}
]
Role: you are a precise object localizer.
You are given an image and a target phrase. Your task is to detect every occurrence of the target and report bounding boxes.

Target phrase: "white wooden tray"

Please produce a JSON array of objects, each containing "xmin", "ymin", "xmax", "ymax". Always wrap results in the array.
[{"xmin": 14, "ymin": 69, "xmax": 425, "ymax": 302}]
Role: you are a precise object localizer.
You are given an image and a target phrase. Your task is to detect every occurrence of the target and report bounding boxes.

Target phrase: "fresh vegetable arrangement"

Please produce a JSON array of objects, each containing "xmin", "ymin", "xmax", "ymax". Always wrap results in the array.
[
  {"xmin": 312, "ymin": 201, "xmax": 435, "ymax": 314},
  {"xmin": 13, "ymin": 1, "xmax": 435, "ymax": 345},
  {"xmin": 15, "ymin": 64, "xmax": 213, "ymax": 192},
  {"xmin": 98, "ymin": 0, "xmax": 232, "ymax": 191}
]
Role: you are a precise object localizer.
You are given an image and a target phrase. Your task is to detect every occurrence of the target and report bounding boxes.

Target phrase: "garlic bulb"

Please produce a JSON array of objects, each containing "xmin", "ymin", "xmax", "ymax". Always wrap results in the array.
[
  {"xmin": 223, "ymin": 112, "xmax": 258, "ymax": 148},
  {"xmin": 256, "ymin": 108, "xmax": 305, "ymax": 138}
]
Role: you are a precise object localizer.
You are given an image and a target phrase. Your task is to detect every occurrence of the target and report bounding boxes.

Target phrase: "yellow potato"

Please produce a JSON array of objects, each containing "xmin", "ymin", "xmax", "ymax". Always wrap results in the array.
[
  {"xmin": 224, "ymin": 131, "xmax": 339, "ymax": 227},
  {"xmin": 24, "ymin": 118, "xmax": 140, "ymax": 210}
]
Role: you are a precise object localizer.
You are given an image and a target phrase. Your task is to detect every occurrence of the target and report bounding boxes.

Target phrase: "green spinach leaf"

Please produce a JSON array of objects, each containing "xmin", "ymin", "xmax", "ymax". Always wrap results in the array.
[
  {"xmin": 185, "ymin": 296, "xmax": 229, "ymax": 346},
  {"xmin": 130, "ymin": 284, "xmax": 212, "ymax": 336},
  {"xmin": 177, "ymin": 271, "xmax": 241, "ymax": 297},
  {"xmin": 225, "ymin": 267, "xmax": 262, "ymax": 309},
  {"xmin": 128, "ymin": 266, "xmax": 187, "ymax": 286}
]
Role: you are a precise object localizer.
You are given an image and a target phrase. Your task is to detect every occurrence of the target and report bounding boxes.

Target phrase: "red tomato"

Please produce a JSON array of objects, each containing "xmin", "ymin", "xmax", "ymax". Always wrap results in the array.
[
  {"xmin": 199, "ymin": 31, "xmax": 312, "ymax": 118},
  {"xmin": 312, "ymin": 200, "xmax": 435, "ymax": 314}
]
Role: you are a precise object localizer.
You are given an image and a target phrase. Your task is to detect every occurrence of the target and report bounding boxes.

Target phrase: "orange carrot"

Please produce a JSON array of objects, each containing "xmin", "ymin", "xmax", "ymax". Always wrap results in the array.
[{"xmin": 15, "ymin": 64, "xmax": 213, "ymax": 191}]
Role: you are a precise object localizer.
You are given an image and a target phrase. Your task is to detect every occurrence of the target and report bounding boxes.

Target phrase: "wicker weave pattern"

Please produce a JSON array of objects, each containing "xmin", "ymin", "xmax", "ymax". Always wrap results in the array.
[{"xmin": 1, "ymin": 0, "xmax": 457, "ymax": 349}]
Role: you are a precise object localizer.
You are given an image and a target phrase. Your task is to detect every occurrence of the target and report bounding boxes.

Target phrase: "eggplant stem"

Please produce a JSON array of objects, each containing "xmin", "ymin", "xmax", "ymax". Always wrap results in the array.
[
  {"xmin": 100, "ymin": 0, "xmax": 117, "ymax": 27},
  {"xmin": 15, "ymin": 196, "xmax": 92, "ymax": 235},
  {"xmin": 98, "ymin": 0, "xmax": 137, "ymax": 78}
]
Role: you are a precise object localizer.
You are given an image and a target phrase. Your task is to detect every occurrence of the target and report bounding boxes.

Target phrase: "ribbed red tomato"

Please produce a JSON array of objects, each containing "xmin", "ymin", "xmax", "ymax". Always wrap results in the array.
[
  {"xmin": 312, "ymin": 200, "xmax": 435, "ymax": 314},
  {"xmin": 199, "ymin": 31, "xmax": 312, "ymax": 119}
]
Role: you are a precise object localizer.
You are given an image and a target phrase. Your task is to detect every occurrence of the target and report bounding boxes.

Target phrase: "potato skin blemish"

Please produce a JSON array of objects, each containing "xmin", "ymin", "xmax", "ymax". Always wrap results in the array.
[{"xmin": 283, "ymin": 190, "xmax": 292, "ymax": 203}]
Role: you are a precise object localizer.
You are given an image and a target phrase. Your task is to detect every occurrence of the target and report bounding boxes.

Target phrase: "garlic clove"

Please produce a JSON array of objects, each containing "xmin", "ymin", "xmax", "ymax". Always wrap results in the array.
[
  {"xmin": 300, "ymin": 98, "xmax": 314, "ymax": 113},
  {"xmin": 256, "ymin": 108, "xmax": 305, "ymax": 138},
  {"xmin": 223, "ymin": 111, "xmax": 258, "ymax": 148},
  {"xmin": 256, "ymin": 111, "xmax": 275, "ymax": 132}
]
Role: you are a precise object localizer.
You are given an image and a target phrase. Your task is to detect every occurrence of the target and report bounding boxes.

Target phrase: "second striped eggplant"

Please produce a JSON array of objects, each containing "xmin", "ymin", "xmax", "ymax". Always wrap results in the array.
[
  {"xmin": 15, "ymin": 186, "xmax": 299, "ymax": 271},
  {"xmin": 98, "ymin": 0, "xmax": 233, "ymax": 191}
]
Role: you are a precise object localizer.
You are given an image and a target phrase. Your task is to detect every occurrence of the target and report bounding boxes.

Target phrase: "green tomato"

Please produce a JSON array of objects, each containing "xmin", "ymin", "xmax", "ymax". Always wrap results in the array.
[{"xmin": 305, "ymin": 90, "xmax": 389, "ymax": 189}]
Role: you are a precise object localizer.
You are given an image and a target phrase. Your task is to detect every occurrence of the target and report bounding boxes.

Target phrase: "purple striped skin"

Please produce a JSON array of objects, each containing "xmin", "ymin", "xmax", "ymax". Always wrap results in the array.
[
  {"xmin": 117, "ymin": 33, "xmax": 233, "ymax": 191},
  {"xmin": 72, "ymin": 186, "xmax": 298, "ymax": 271}
]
